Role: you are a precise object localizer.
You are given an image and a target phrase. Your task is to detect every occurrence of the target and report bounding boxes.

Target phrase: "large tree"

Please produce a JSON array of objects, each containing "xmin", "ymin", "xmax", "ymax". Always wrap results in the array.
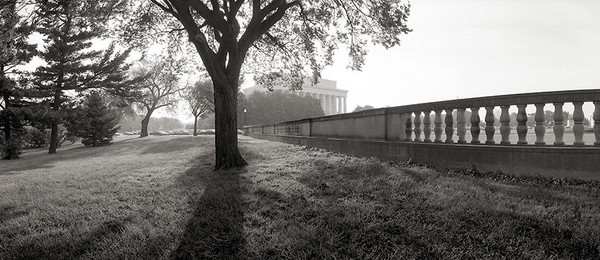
[
  {"xmin": 0, "ymin": 0, "xmax": 37, "ymax": 159},
  {"xmin": 33, "ymin": 0, "xmax": 134, "ymax": 154},
  {"xmin": 131, "ymin": 56, "xmax": 186, "ymax": 137},
  {"xmin": 132, "ymin": 0, "xmax": 411, "ymax": 169}
]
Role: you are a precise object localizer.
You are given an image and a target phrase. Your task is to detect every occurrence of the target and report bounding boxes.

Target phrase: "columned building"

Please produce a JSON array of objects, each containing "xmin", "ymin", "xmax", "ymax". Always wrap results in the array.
[{"xmin": 243, "ymin": 78, "xmax": 349, "ymax": 115}]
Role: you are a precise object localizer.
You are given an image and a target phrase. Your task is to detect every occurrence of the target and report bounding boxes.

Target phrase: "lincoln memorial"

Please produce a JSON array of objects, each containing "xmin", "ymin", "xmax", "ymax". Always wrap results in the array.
[{"xmin": 243, "ymin": 78, "xmax": 349, "ymax": 115}]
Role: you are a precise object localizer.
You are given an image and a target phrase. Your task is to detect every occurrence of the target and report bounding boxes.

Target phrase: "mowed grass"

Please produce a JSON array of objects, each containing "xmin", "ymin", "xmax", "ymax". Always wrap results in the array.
[{"xmin": 1, "ymin": 135, "xmax": 600, "ymax": 259}]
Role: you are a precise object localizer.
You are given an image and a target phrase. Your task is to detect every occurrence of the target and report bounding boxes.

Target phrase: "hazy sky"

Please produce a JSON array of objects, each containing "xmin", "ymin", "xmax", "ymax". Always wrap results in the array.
[{"xmin": 318, "ymin": 0, "xmax": 600, "ymax": 112}]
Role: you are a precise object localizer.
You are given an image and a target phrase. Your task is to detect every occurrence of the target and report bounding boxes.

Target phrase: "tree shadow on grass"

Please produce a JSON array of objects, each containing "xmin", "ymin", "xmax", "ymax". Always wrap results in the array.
[
  {"xmin": 139, "ymin": 136, "xmax": 203, "ymax": 155},
  {"xmin": 0, "ymin": 136, "xmax": 200, "ymax": 175},
  {"xmin": 170, "ymin": 152, "xmax": 247, "ymax": 259},
  {"xmin": 3, "ymin": 218, "xmax": 130, "ymax": 259}
]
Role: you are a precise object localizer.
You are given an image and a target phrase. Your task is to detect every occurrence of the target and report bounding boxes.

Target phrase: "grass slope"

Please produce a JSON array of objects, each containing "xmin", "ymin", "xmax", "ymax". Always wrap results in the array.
[{"xmin": 1, "ymin": 136, "xmax": 599, "ymax": 259}]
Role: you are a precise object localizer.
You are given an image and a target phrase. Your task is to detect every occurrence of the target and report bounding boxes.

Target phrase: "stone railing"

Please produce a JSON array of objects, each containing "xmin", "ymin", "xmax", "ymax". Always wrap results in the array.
[
  {"xmin": 244, "ymin": 89, "xmax": 600, "ymax": 180},
  {"xmin": 384, "ymin": 89, "xmax": 600, "ymax": 146}
]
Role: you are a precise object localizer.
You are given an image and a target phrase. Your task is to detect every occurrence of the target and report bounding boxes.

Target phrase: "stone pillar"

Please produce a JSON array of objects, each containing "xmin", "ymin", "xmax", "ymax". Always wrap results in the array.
[
  {"xmin": 516, "ymin": 104, "xmax": 528, "ymax": 145},
  {"xmin": 553, "ymin": 102, "xmax": 565, "ymax": 145},
  {"xmin": 423, "ymin": 111, "xmax": 432, "ymax": 142},
  {"xmin": 500, "ymin": 106, "xmax": 511, "ymax": 144},
  {"xmin": 434, "ymin": 110, "xmax": 443, "ymax": 143},
  {"xmin": 485, "ymin": 107, "xmax": 495, "ymax": 144},
  {"xmin": 337, "ymin": 96, "xmax": 343, "ymax": 114},
  {"xmin": 398, "ymin": 113, "xmax": 407, "ymax": 141},
  {"xmin": 470, "ymin": 107, "xmax": 481, "ymax": 144},
  {"xmin": 405, "ymin": 114, "xmax": 413, "ymax": 141},
  {"xmin": 329, "ymin": 95, "xmax": 336, "ymax": 114},
  {"xmin": 414, "ymin": 112, "xmax": 422, "ymax": 142},
  {"xmin": 319, "ymin": 94, "xmax": 327, "ymax": 114},
  {"xmin": 573, "ymin": 101, "xmax": 585, "ymax": 146},
  {"xmin": 595, "ymin": 102, "xmax": 600, "ymax": 146},
  {"xmin": 457, "ymin": 108, "xmax": 467, "ymax": 144},
  {"xmin": 534, "ymin": 103, "xmax": 546, "ymax": 145},
  {"xmin": 343, "ymin": 96, "xmax": 347, "ymax": 113},
  {"xmin": 444, "ymin": 109, "xmax": 454, "ymax": 143}
]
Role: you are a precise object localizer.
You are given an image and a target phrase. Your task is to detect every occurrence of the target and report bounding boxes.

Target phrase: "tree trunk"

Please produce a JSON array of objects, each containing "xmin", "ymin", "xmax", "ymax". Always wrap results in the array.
[
  {"xmin": 2, "ymin": 93, "xmax": 11, "ymax": 144},
  {"xmin": 193, "ymin": 114, "xmax": 199, "ymax": 136},
  {"xmin": 140, "ymin": 110, "xmax": 153, "ymax": 137},
  {"xmin": 48, "ymin": 89, "xmax": 62, "ymax": 154},
  {"xmin": 1, "ymin": 69, "xmax": 10, "ymax": 145},
  {"xmin": 213, "ymin": 81, "xmax": 247, "ymax": 170}
]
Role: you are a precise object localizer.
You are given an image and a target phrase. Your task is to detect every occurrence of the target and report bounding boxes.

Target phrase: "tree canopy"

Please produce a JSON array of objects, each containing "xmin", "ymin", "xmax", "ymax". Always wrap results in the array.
[
  {"xmin": 33, "ymin": 0, "xmax": 135, "ymax": 154},
  {"xmin": 123, "ymin": 0, "xmax": 411, "ymax": 169},
  {"xmin": 131, "ymin": 55, "xmax": 187, "ymax": 137}
]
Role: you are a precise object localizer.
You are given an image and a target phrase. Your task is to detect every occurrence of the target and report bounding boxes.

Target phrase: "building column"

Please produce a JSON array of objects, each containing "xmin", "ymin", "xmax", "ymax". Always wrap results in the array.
[
  {"xmin": 319, "ymin": 94, "xmax": 327, "ymax": 114},
  {"xmin": 337, "ymin": 96, "xmax": 343, "ymax": 114},
  {"xmin": 343, "ymin": 96, "xmax": 347, "ymax": 113},
  {"xmin": 330, "ymin": 95, "xmax": 336, "ymax": 114}
]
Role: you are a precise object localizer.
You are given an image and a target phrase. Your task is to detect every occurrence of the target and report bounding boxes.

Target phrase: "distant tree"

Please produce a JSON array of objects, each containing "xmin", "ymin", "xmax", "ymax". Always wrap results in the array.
[
  {"xmin": 33, "ymin": 0, "xmax": 135, "ymax": 154},
  {"xmin": 0, "ymin": 0, "xmax": 37, "ymax": 159},
  {"xmin": 131, "ymin": 56, "xmax": 186, "ymax": 137},
  {"xmin": 183, "ymin": 80, "xmax": 214, "ymax": 136},
  {"xmin": 237, "ymin": 93, "xmax": 248, "ymax": 128},
  {"xmin": 353, "ymin": 105, "xmax": 375, "ymax": 113},
  {"xmin": 66, "ymin": 92, "xmax": 120, "ymax": 146},
  {"xmin": 125, "ymin": 0, "xmax": 411, "ymax": 169},
  {"xmin": 245, "ymin": 91, "xmax": 324, "ymax": 125}
]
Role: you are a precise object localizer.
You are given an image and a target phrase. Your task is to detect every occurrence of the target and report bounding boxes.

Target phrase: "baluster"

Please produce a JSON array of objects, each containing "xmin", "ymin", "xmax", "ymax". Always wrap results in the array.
[
  {"xmin": 485, "ymin": 106, "xmax": 495, "ymax": 144},
  {"xmin": 573, "ymin": 101, "xmax": 585, "ymax": 146},
  {"xmin": 500, "ymin": 106, "xmax": 511, "ymax": 144},
  {"xmin": 434, "ymin": 110, "xmax": 443, "ymax": 143},
  {"xmin": 457, "ymin": 108, "xmax": 467, "ymax": 144},
  {"xmin": 534, "ymin": 103, "xmax": 546, "ymax": 145},
  {"xmin": 398, "ymin": 113, "xmax": 407, "ymax": 141},
  {"xmin": 405, "ymin": 114, "xmax": 413, "ymax": 141},
  {"xmin": 516, "ymin": 104, "xmax": 528, "ymax": 145},
  {"xmin": 553, "ymin": 102, "xmax": 565, "ymax": 145},
  {"xmin": 414, "ymin": 112, "xmax": 422, "ymax": 142},
  {"xmin": 423, "ymin": 111, "xmax": 432, "ymax": 142},
  {"xmin": 595, "ymin": 102, "xmax": 600, "ymax": 146},
  {"xmin": 445, "ymin": 109, "xmax": 454, "ymax": 143},
  {"xmin": 470, "ymin": 107, "xmax": 481, "ymax": 144}
]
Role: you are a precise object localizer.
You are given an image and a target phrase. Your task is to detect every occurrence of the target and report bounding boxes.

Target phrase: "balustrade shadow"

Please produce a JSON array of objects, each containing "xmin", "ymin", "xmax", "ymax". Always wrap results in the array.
[{"xmin": 170, "ymin": 151, "xmax": 247, "ymax": 259}]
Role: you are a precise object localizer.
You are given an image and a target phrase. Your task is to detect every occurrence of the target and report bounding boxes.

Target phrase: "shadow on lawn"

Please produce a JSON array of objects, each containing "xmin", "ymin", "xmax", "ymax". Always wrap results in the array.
[
  {"xmin": 293, "ymin": 158, "xmax": 600, "ymax": 259},
  {"xmin": 171, "ymin": 153, "xmax": 247, "ymax": 259},
  {"xmin": 5, "ymin": 218, "xmax": 130, "ymax": 259},
  {"xmin": 0, "ymin": 136, "xmax": 200, "ymax": 175},
  {"xmin": 139, "ymin": 136, "xmax": 202, "ymax": 155}
]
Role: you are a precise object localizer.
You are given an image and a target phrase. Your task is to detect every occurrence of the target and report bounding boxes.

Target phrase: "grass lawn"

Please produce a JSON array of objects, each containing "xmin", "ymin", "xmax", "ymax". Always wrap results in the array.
[{"xmin": 1, "ymin": 135, "xmax": 600, "ymax": 259}]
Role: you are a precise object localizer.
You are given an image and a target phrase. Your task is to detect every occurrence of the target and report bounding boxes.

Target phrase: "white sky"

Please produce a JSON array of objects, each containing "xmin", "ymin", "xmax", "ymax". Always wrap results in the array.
[
  {"xmin": 22, "ymin": 1, "xmax": 600, "ymax": 123},
  {"xmin": 318, "ymin": 0, "xmax": 600, "ymax": 112}
]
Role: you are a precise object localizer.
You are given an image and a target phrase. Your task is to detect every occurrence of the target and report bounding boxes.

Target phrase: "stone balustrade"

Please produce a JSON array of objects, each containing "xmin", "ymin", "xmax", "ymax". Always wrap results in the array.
[
  {"xmin": 244, "ymin": 89, "xmax": 600, "ymax": 180},
  {"xmin": 384, "ymin": 89, "xmax": 600, "ymax": 146}
]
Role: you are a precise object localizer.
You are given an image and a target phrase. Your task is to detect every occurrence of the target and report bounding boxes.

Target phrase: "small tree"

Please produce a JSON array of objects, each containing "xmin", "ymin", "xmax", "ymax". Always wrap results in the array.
[
  {"xmin": 66, "ymin": 92, "xmax": 120, "ymax": 146},
  {"xmin": 131, "ymin": 56, "xmax": 186, "ymax": 137},
  {"xmin": 183, "ymin": 80, "xmax": 214, "ymax": 136}
]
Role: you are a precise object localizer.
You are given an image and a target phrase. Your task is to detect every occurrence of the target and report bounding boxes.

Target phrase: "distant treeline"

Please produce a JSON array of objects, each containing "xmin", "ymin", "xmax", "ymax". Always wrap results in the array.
[
  {"xmin": 119, "ymin": 115, "xmax": 184, "ymax": 132},
  {"xmin": 242, "ymin": 91, "xmax": 325, "ymax": 126}
]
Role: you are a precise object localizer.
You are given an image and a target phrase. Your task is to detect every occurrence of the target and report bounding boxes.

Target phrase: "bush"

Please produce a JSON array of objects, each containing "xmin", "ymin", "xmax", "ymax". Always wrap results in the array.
[
  {"xmin": 23, "ymin": 127, "xmax": 48, "ymax": 148},
  {"xmin": 1, "ymin": 135, "xmax": 23, "ymax": 160}
]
